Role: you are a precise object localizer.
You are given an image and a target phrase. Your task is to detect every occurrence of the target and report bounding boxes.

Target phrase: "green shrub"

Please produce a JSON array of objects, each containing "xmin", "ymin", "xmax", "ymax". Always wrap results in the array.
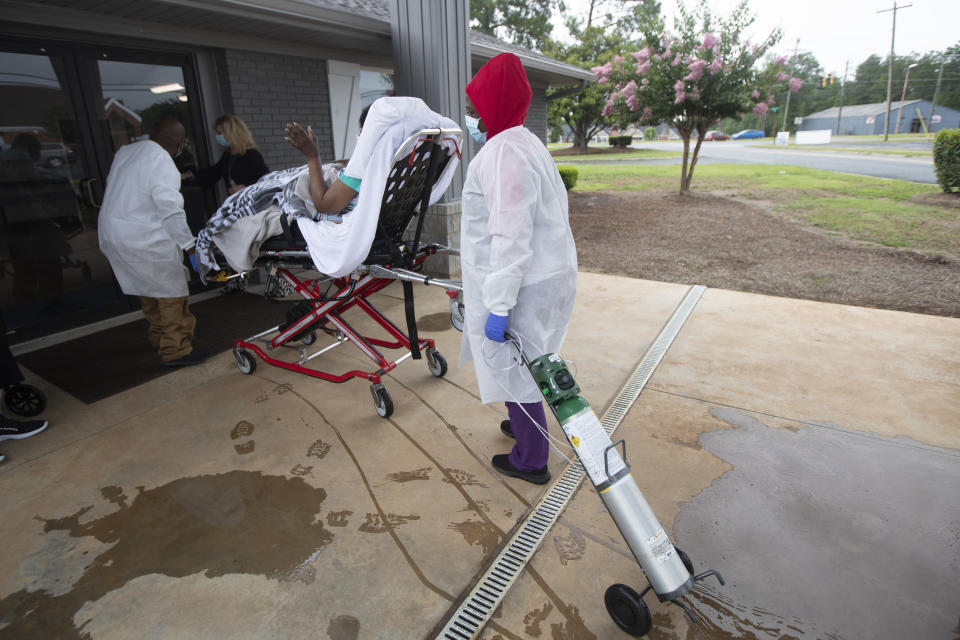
[
  {"xmin": 557, "ymin": 165, "xmax": 578, "ymax": 190},
  {"xmin": 933, "ymin": 128, "xmax": 960, "ymax": 193},
  {"xmin": 644, "ymin": 127, "xmax": 656, "ymax": 141},
  {"xmin": 608, "ymin": 135, "xmax": 632, "ymax": 148}
]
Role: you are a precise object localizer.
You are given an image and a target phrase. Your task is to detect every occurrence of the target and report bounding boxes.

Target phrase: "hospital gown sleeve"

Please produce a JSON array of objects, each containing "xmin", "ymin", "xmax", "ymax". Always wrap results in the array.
[
  {"xmin": 150, "ymin": 153, "xmax": 196, "ymax": 250},
  {"xmin": 480, "ymin": 145, "xmax": 540, "ymax": 315}
]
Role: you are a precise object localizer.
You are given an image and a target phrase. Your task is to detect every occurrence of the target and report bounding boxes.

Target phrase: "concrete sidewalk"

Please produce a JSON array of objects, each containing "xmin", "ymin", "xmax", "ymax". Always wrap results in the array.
[{"xmin": 1, "ymin": 272, "xmax": 957, "ymax": 640}]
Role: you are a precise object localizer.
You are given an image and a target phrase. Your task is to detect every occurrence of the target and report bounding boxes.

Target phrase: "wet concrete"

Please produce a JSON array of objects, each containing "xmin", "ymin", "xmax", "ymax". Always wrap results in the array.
[
  {"xmin": 2, "ymin": 275, "xmax": 957, "ymax": 639},
  {"xmin": 673, "ymin": 408, "xmax": 960, "ymax": 640}
]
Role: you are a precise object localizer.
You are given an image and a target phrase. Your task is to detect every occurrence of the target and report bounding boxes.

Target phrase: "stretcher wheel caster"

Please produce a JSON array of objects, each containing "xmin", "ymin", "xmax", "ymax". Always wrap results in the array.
[
  {"xmin": 450, "ymin": 294, "xmax": 465, "ymax": 332},
  {"xmin": 426, "ymin": 347, "xmax": 447, "ymax": 377},
  {"xmin": 301, "ymin": 331, "xmax": 317, "ymax": 346},
  {"xmin": 234, "ymin": 349, "xmax": 257, "ymax": 375},
  {"xmin": 370, "ymin": 383, "xmax": 393, "ymax": 418},
  {"xmin": 3, "ymin": 383, "xmax": 46, "ymax": 417},
  {"xmin": 604, "ymin": 583, "xmax": 652, "ymax": 637},
  {"xmin": 674, "ymin": 546, "xmax": 694, "ymax": 575}
]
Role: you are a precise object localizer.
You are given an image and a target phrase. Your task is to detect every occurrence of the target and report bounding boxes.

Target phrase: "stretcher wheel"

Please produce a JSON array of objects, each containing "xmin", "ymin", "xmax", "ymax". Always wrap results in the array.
[
  {"xmin": 674, "ymin": 546, "xmax": 694, "ymax": 575},
  {"xmin": 3, "ymin": 383, "xmax": 46, "ymax": 417},
  {"xmin": 450, "ymin": 294, "xmax": 465, "ymax": 332},
  {"xmin": 301, "ymin": 331, "xmax": 317, "ymax": 346},
  {"xmin": 234, "ymin": 349, "xmax": 256, "ymax": 375},
  {"xmin": 604, "ymin": 583, "xmax": 652, "ymax": 637},
  {"xmin": 426, "ymin": 347, "xmax": 447, "ymax": 377},
  {"xmin": 370, "ymin": 384, "xmax": 393, "ymax": 418}
]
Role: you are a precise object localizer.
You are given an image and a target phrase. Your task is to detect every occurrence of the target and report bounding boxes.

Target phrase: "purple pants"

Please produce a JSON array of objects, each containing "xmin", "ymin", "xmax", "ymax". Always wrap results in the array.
[{"xmin": 506, "ymin": 400, "xmax": 549, "ymax": 472}]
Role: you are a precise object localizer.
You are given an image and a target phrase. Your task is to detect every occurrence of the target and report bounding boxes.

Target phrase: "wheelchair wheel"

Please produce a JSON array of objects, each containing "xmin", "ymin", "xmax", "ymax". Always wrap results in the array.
[
  {"xmin": 426, "ymin": 347, "xmax": 447, "ymax": 377},
  {"xmin": 234, "ymin": 349, "xmax": 257, "ymax": 375},
  {"xmin": 604, "ymin": 583, "xmax": 652, "ymax": 637},
  {"xmin": 450, "ymin": 294, "xmax": 465, "ymax": 332},
  {"xmin": 4, "ymin": 383, "xmax": 46, "ymax": 417},
  {"xmin": 301, "ymin": 331, "xmax": 317, "ymax": 346},
  {"xmin": 370, "ymin": 383, "xmax": 393, "ymax": 418}
]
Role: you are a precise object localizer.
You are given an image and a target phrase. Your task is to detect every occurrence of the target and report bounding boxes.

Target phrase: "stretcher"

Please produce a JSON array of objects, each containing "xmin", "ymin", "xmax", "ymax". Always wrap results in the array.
[{"xmin": 230, "ymin": 127, "xmax": 464, "ymax": 418}]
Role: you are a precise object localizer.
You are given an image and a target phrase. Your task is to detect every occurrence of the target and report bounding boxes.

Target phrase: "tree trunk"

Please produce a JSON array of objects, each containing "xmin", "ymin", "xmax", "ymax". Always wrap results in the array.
[
  {"xmin": 679, "ymin": 133, "xmax": 691, "ymax": 194},
  {"xmin": 686, "ymin": 129, "xmax": 707, "ymax": 190}
]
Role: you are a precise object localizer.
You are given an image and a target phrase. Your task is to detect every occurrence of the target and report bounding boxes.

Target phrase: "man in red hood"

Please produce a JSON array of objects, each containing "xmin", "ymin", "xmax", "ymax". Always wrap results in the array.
[{"xmin": 458, "ymin": 53, "xmax": 579, "ymax": 485}]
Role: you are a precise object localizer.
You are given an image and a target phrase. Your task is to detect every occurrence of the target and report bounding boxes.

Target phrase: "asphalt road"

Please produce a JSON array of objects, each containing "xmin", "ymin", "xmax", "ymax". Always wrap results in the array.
[{"xmin": 612, "ymin": 139, "xmax": 938, "ymax": 184}]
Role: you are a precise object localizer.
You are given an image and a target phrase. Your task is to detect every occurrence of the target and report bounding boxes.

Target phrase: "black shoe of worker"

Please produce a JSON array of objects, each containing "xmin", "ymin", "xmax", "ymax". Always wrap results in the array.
[
  {"xmin": 500, "ymin": 420, "xmax": 515, "ymax": 439},
  {"xmin": 163, "ymin": 348, "xmax": 210, "ymax": 367},
  {"xmin": 0, "ymin": 415, "xmax": 49, "ymax": 441},
  {"xmin": 492, "ymin": 454, "xmax": 550, "ymax": 485}
]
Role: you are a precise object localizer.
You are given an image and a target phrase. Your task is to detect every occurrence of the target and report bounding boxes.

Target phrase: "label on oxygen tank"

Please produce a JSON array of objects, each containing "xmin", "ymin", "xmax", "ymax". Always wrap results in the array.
[{"xmin": 561, "ymin": 408, "xmax": 626, "ymax": 486}]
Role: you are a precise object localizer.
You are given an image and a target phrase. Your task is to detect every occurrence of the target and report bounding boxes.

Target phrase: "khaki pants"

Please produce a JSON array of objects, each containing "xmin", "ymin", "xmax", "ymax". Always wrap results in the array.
[{"xmin": 139, "ymin": 296, "xmax": 196, "ymax": 362}]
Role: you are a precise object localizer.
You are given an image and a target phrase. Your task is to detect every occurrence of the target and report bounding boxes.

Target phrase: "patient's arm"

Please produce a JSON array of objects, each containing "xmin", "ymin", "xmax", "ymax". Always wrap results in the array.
[{"xmin": 285, "ymin": 122, "xmax": 358, "ymax": 214}]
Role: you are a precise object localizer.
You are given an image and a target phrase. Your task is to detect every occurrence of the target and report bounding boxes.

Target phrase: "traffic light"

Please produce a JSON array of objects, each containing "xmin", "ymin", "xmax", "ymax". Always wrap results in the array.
[
  {"xmin": 821, "ymin": 76, "xmax": 827, "ymax": 88},
  {"xmin": 828, "ymin": 73, "xmax": 835, "ymax": 85}
]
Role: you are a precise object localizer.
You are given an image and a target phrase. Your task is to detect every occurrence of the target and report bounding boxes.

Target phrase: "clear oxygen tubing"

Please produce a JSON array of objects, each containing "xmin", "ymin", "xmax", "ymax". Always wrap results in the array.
[{"xmin": 480, "ymin": 332, "xmax": 575, "ymax": 464}]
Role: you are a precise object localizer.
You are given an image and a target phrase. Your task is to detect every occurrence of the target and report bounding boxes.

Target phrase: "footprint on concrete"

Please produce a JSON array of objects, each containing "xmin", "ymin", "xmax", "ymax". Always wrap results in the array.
[
  {"xmin": 290, "ymin": 464, "xmax": 313, "ymax": 477},
  {"xmin": 358, "ymin": 512, "xmax": 420, "ymax": 533},
  {"xmin": 273, "ymin": 382, "xmax": 292, "ymax": 395},
  {"xmin": 523, "ymin": 602, "xmax": 554, "ymax": 638},
  {"xmin": 307, "ymin": 439, "xmax": 332, "ymax": 460},
  {"xmin": 552, "ymin": 528, "xmax": 586, "ymax": 565},
  {"xmin": 326, "ymin": 510, "xmax": 353, "ymax": 527},
  {"xmin": 327, "ymin": 615, "xmax": 360, "ymax": 640},
  {"xmin": 230, "ymin": 421, "xmax": 255, "ymax": 455},
  {"xmin": 387, "ymin": 467, "xmax": 432, "ymax": 483},
  {"xmin": 442, "ymin": 468, "xmax": 485, "ymax": 487}
]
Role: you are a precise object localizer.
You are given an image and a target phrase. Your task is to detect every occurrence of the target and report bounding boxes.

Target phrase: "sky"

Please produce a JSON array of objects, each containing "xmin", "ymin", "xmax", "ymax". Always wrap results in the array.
[{"xmin": 554, "ymin": 0, "xmax": 959, "ymax": 80}]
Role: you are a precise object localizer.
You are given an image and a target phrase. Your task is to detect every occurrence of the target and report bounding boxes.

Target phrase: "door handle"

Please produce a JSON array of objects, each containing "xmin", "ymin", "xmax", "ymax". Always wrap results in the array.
[{"xmin": 82, "ymin": 177, "xmax": 102, "ymax": 208}]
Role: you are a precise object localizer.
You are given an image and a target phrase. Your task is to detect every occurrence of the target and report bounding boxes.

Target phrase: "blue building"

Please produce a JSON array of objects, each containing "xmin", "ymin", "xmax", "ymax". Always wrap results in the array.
[{"xmin": 799, "ymin": 100, "xmax": 960, "ymax": 135}]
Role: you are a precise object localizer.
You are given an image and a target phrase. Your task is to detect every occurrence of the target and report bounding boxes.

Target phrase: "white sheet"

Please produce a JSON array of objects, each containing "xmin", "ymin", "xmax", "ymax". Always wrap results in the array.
[{"xmin": 297, "ymin": 96, "xmax": 460, "ymax": 277}]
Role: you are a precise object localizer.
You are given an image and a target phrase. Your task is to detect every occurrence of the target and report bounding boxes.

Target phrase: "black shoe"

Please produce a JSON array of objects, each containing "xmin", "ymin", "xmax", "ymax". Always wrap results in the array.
[
  {"xmin": 0, "ymin": 415, "xmax": 49, "ymax": 441},
  {"xmin": 492, "ymin": 454, "xmax": 550, "ymax": 485},
  {"xmin": 163, "ymin": 348, "xmax": 210, "ymax": 367},
  {"xmin": 500, "ymin": 420, "xmax": 515, "ymax": 439}
]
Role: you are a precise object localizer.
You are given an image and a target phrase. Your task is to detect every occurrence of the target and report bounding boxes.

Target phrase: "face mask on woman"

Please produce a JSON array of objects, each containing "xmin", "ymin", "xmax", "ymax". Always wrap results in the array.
[
  {"xmin": 215, "ymin": 133, "xmax": 229, "ymax": 148},
  {"xmin": 464, "ymin": 115, "xmax": 486, "ymax": 145}
]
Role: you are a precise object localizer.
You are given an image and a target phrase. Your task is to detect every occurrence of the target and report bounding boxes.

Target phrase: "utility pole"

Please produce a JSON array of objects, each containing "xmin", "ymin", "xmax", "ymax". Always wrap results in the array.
[
  {"xmin": 894, "ymin": 62, "xmax": 918, "ymax": 134},
  {"xmin": 781, "ymin": 38, "xmax": 799, "ymax": 132},
  {"xmin": 836, "ymin": 60, "xmax": 848, "ymax": 135},
  {"xmin": 928, "ymin": 61, "xmax": 944, "ymax": 131},
  {"xmin": 878, "ymin": 1, "xmax": 911, "ymax": 142}
]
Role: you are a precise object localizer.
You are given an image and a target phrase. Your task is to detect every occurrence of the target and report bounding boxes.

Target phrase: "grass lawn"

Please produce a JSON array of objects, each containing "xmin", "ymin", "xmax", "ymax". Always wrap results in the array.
[
  {"xmin": 572, "ymin": 163, "xmax": 956, "ymax": 256},
  {"xmin": 554, "ymin": 148, "xmax": 682, "ymax": 161}
]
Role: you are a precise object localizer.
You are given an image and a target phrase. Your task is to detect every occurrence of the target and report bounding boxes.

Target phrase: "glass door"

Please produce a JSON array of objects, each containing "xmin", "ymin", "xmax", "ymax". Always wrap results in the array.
[{"xmin": 0, "ymin": 40, "xmax": 212, "ymax": 344}]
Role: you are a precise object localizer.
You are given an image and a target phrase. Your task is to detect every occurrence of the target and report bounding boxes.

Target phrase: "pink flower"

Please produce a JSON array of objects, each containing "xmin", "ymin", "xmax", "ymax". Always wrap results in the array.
[
  {"xmin": 661, "ymin": 34, "xmax": 673, "ymax": 48},
  {"xmin": 709, "ymin": 56, "xmax": 723, "ymax": 73},
  {"xmin": 614, "ymin": 55, "xmax": 624, "ymax": 64},
  {"xmin": 789, "ymin": 77, "xmax": 803, "ymax": 92},
  {"xmin": 602, "ymin": 97, "xmax": 615, "ymax": 117},
  {"xmin": 632, "ymin": 47, "xmax": 651, "ymax": 62},
  {"xmin": 672, "ymin": 53, "xmax": 682, "ymax": 66},
  {"xmin": 752, "ymin": 102, "xmax": 769, "ymax": 116},
  {"xmin": 626, "ymin": 94, "xmax": 639, "ymax": 111},
  {"xmin": 674, "ymin": 80, "xmax": 686, "ymax": 92},
  {"xmin": 776, "ymin": 71, "xmax": 788, "ymax": 82},
  {"xmin": 751, "ymin": 89, "xmax": 761, "ymax": 99},
  {"xmin": 684, "ymin": 59, "xmax": 708, "ymax": 82},
  {"xmin": 775, "ymin": 55, "xmax": 787, "ymax": 66},
  {"xmin": 642, "ymin": 106, "xmax": 653, "ymax": 121},
  {"xmin": 636, "ymin": 61, "xmax": 652, "ymax": 75},
  {"xmin": 765, "ymin": 95, "xmax": 775, "ymax": 105},
  {"xmin": 675, "ymin": 90, "xmax": 686, "ymax": 103},
  {"xmin": 598, "ymin": 77, "xmax": 608, "ymax": 85},
  {"xmin": 699, "ymin": 32, "xmax": 719, "ymax": 51}
]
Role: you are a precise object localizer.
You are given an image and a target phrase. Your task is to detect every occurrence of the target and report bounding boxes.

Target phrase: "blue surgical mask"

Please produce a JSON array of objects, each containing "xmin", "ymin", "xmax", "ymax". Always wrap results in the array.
[
  {"xmin": 465, "ymin": 114, "xmax": 486, "ymax": 145},
  {"xmin": 215, "ymin": 133, "xmax": 229, "ymax": 148}
]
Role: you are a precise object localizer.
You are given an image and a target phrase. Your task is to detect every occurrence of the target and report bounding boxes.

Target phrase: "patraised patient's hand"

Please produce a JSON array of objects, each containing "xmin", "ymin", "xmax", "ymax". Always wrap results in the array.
[{"xmin": 284, "ymin": 122, "xmax": 319, "ymax": 161}]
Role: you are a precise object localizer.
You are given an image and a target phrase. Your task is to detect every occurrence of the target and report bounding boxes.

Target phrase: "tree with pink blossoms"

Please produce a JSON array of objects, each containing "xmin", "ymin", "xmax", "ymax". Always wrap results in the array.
[{"xmin": 592, "ymin": 1, "xmax": 801, "ymax": 194}]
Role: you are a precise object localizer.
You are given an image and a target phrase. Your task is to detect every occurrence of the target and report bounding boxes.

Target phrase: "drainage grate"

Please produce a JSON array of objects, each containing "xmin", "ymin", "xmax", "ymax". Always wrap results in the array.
[{"xmin": 433, "ymin": 285, "xmax": 707, "ymax": 640}]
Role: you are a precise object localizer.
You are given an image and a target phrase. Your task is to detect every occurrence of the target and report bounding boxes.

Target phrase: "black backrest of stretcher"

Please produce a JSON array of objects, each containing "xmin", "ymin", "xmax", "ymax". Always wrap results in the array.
[{"xmin": 365, "ymin": 136, "xmax": 451, "ymax": 264}]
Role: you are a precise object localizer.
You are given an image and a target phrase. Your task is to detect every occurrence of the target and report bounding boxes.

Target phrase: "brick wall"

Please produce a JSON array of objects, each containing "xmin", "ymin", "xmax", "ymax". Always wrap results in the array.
[
  {"xmin": 524, "ymin": 83, "xmax": 548, "ymax": 143},
  {"xmin": 214, "ymin": 49, "xmax": 334, "ymax": 170}
]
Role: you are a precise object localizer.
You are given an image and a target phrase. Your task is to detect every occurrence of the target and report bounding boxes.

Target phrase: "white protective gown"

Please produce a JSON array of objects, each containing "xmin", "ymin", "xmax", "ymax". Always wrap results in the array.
[
  {"xmin": 459, "ymin": 125, "xmax": 578, "ymax": 404},
  {"xmin": 98, "ymin": 140, "xmax": 195, "ymax": 298}
]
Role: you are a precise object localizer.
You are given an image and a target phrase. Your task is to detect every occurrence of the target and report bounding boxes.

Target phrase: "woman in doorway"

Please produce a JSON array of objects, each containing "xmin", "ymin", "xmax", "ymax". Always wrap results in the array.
[{"xmin": 185, "ymin": 114, "xmax": 269, "ymax": 195}]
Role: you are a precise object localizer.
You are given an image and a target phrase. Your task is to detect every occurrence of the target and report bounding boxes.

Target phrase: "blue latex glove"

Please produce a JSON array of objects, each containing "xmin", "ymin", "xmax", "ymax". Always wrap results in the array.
[
  {"xmin": 484, "ymin": 312, "xmax": 509, "ymax": 342},
  {"xmin": 188, "ymin": 253, "xmax": 198, "ymax": 273}
]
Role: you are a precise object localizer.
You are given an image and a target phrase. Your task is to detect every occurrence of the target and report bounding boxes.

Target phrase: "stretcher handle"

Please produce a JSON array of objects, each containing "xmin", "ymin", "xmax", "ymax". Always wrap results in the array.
[{"xmin": 603, "ymin": 439, "xmax": 630, "ymax": 483}]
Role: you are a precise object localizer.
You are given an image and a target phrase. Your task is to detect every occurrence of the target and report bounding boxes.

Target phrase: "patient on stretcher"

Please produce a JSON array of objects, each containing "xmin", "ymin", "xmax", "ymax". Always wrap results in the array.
[{"xmin": 195, "ymin": 97, "xmax": 459, "ymax": 282}]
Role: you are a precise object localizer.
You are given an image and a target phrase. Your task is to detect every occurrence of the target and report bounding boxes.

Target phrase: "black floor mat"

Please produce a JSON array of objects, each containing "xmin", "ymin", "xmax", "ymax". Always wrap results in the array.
[{"xmin": 17, "ymin": 292, "xmax": 288, "ymax": 404}]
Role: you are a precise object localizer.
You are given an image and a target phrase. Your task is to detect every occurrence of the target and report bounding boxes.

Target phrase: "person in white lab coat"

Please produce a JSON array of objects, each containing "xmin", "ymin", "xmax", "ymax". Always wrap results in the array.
[
  {"xmin": 460, "ymin": 53, "xmax": 578, "ymax": 485},
  {"xmin": 99, "ymin": 118, "xmax": 208, "ymax": 366}
]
